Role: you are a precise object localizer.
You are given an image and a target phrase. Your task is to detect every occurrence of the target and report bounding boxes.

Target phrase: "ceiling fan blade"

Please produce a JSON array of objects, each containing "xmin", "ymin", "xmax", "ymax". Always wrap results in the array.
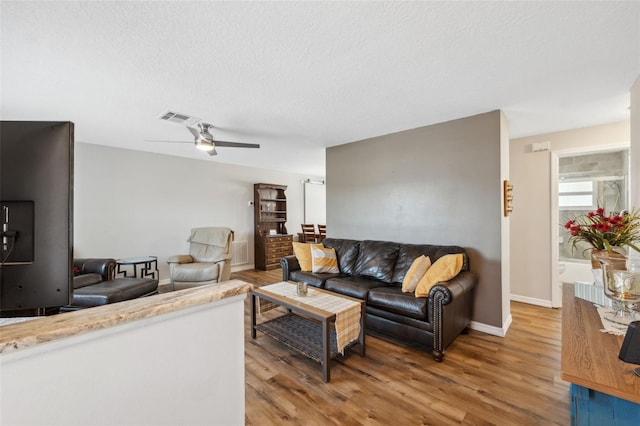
[
  {"xmin": 208, "ymin": 147, "xmax": 218, "ymax": 156},
  {"xmin": 214, "ymin": 141, "xmax": 260, "ymax": 149},
  {"xmin": 186, "ymin": 126, "xmax": 200, "ymax": 139},
  {"xmin": 145, "ymin": 139, "xmax": 193, "ymax": 144}
]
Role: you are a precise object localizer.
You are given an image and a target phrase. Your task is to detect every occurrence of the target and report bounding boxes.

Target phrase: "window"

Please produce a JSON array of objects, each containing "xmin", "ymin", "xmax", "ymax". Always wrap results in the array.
[{"xmin": 558, "ymin": 180, "xmax": 595, "ymax": 210}]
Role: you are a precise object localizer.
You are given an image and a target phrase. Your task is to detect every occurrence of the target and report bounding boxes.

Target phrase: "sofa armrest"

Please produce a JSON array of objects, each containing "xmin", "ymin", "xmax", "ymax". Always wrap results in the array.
[
  {"xmin": 280, "ymin": 255, "xmax": 300, "ymax": 281},
  {"xmin": 167, "ymin": 255, "xmax": 194, "ymax": 264},
  {"xmin": 428, "ymin": 270, "xmax": 476, "ymax": 306},
  {"xmin": 217, "ymin": 259, "xmax": 232, "ymax": 282},
  {"xmin": 428, "ymin": 270, "xmax": 477, "ymax": 362},
  {"xmin": 73, "ymin": 258, "xmax": 116, "ymax": 281}
]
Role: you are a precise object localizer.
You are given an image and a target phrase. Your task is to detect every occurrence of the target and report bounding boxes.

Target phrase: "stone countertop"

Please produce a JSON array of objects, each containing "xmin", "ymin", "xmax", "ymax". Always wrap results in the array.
[{"xmin": 0, "ymin": 280, "xmax": 253, "ymax": 355}]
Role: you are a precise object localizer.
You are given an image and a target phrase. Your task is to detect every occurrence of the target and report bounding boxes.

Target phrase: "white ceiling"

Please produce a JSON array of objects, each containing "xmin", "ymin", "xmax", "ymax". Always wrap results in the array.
[{"xmin": 2, "ymin": 1, "xmax": 639, "ymax": 177}]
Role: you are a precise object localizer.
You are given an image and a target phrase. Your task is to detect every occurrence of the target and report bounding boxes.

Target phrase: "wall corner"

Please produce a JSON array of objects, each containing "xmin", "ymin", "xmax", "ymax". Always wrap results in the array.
[{"xmin": 630, "ymin": 75, "xmax": 640, "ymax": 206}]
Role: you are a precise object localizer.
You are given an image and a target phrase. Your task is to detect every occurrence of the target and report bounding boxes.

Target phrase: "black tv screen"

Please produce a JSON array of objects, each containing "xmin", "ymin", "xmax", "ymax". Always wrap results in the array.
[{"xmin": 0, "ymin": 121, "xmax": 74, "ymax": 313}]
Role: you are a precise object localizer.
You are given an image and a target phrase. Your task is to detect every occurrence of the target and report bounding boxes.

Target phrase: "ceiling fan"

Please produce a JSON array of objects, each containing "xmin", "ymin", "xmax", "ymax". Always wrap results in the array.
[{"xmin": 149, "ymin": 122, "xmax": 260, "ymax": 156}]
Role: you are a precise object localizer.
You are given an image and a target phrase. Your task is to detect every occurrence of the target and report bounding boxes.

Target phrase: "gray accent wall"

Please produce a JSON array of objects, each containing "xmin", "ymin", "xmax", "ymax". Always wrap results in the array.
[{"xmin": 326, "ymin": 111, "xmax": 507, "ymax": 329}]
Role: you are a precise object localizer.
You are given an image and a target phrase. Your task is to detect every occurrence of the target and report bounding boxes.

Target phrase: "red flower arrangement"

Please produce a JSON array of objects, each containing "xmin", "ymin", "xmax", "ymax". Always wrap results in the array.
[{"xmin": 564, "ymin": 207, "xmax": 640, "ymax": 253}]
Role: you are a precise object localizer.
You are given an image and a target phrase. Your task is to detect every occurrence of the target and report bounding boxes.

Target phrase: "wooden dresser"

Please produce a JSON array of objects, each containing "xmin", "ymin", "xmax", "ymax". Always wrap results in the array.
[
  {"xmin": 561, "ymin": 283, "xmax": 640, "ymax": 425},
  {"xmin": 256, "ymin": 234, "xmax": 293, "ymax": 271}
]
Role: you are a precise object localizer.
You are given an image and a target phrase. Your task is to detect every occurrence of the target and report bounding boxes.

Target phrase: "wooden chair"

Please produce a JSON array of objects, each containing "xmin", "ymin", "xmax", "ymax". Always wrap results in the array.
[
  {"xmin": 317, "ymin": 224, "xmax": 326, "ymax": 242},
  {"xmin": 301, "ymin": 224, "xmax": 317, "ymax": 243}
]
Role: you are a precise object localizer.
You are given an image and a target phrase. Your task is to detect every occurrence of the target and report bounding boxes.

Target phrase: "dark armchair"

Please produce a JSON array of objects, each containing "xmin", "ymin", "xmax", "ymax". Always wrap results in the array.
[{"xmin": 61, "ymin": 258, "xmax": 158, "ymax": 311}]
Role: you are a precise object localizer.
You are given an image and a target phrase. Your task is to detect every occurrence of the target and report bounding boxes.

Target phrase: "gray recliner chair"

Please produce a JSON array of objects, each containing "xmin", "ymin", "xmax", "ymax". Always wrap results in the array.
[{"xmin": 167, "ymin": 227, "xmax": 234, "ymax": 290}]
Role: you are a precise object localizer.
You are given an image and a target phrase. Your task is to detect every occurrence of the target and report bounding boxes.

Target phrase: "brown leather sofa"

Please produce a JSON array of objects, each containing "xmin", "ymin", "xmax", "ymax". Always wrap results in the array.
[
  {"xmin": 280, "ymin": 238, "xmax": 477, "ymax": 361},
  {"xmin": 60, "ymin": 258, "xmax": 158, "ymax": 311}
]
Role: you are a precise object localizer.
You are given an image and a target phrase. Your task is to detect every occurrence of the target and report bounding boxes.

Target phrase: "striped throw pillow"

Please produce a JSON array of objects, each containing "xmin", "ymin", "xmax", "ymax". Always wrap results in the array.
[
  {"xmin": 311, "ymin": 247, "xmax": 340, "ymax": 273},
  {"xmin": 292, "ymin": 242, "xmax": 324, "ymax": 272}
]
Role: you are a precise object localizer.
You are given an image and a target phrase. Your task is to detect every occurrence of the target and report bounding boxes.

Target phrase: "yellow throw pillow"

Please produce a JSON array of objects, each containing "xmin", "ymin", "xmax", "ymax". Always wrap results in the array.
[
  {"xmin": 292, "ymin": 242, "xmax": 324, "ymax": 272},
  {"xmin": 401, "ymin": 255, "xmax": 432, "ymax": 293},
  {"xmin": 311, "ymin": 247, "xmax": 340, "ymax": 273},
  {"xmin": 415, "ymin": 254, "xmax": 463, "ymax": 297}
]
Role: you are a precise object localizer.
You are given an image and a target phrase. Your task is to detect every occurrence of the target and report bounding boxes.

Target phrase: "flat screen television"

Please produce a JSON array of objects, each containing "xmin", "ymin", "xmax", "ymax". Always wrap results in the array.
[
  {"xmin": 0, "ymin": 121, "xmax": 74, "ymax": 314},
  {"xmin": 1, "ymin": 200, "xmax": 35, "ymax": 264}
]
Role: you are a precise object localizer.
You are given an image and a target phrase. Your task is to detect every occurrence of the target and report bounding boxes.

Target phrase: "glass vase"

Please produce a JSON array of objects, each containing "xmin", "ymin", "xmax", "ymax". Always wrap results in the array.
[
  {"xmin": 590, "ymin": 247, "xmax": 626, "ymax": 269},
  {"xmin": 593, "ymin": 252, "xmax": 640, "ymax": 325}
]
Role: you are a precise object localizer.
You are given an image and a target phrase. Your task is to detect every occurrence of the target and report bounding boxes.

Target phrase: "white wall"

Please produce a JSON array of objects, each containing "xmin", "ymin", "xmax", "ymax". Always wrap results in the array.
[
  {"xmin": 510, "ymin": 121, "xmax": 630, "ymax": 306},
  {"xmin": 74, "ymin": 143, "xmax": 323, "ymax": 281}
]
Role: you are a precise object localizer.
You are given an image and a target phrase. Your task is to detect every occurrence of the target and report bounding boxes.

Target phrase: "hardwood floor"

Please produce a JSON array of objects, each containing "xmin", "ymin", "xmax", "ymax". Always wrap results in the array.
[{"xmin": 232, "ymin": 269, "xmax": 570, "ymax": 425}]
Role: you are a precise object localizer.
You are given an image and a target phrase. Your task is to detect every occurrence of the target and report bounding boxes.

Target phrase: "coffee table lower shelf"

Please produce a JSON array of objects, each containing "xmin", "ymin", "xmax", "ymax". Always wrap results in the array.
[{"xmin": 255, "ymin": 313, "xmax": 356, "ymax": 363}]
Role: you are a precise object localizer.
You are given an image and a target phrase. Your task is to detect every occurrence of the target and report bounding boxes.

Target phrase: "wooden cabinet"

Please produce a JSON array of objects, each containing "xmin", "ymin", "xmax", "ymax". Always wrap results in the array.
[
  {"xmin": 254, "ymin": 183, "xmax": 293, "ymax": 270},
  {"xmin": 256, "ymin": 234, "xmax": 293, "ymax": 271},
  {"xmin": 561, "ymin": 283, "xmax": 640, "ymax": 425}
]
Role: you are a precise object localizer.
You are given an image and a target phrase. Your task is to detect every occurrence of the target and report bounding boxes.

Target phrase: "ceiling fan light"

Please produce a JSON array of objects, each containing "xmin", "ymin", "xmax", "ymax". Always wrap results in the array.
[{"xmin": 195, "ymin": 139, "xmax": 214, "ymax": 151}]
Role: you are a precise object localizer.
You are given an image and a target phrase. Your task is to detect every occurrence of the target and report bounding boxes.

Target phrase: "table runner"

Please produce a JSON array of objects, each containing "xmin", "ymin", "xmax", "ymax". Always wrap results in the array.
[
  {"xmin": 257, "ymin": 282, "xmax": 361, "ymax": 354},
  {"xmin": 574, "ymin": 281, "xmax": 630, "ymax": 336}
]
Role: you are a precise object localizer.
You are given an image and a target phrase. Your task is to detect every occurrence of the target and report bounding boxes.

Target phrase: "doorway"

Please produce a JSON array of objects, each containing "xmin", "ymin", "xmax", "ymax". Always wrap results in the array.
[
  {"xmin": 303, "ymin": 180, "xmax": 326, "ymax": 225},
  {"xmin": 551, "ymin": 146, "xmax": 630, "ymax": 307}
]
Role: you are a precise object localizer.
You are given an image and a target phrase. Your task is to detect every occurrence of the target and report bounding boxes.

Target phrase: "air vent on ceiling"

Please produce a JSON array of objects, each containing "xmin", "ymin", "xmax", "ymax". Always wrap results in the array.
[{"xmin": 158, "ymin": 111, "xmax": 201, "ymax": 127}]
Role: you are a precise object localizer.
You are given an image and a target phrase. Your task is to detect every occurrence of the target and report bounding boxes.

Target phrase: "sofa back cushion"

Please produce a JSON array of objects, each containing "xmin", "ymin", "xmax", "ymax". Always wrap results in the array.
[
  {"xmin": 73, "ymin": 258, "xmax": 116, "ymax": 281},
  {"xmin": 392, "ymin": 244, "xmax": 469, "ymax": 285},
  {"xmin": 322, "ymin": 238, "xmax": 360, "ymax": 275},
  {"xmin": 353, "ymin": 240, "xmax": 400, "ymax": 283},
  {"xmin": 188, "ymin": 227, "xmax": 233, "ymax": 263}
]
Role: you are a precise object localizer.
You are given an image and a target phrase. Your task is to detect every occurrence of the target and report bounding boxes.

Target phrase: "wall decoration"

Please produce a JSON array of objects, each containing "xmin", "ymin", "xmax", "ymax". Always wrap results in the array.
[{"xmin": 504, "ymin": 180, "xmax": 514, "ymax": 217}]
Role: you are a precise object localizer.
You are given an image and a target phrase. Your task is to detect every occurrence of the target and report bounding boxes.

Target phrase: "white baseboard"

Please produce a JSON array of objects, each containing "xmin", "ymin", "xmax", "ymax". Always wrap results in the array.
[
  {"xmin": 470, "ymin": 313, "xmax": 512, "ymax": 337},
  {"xmin": 231, "ymin": 264, "xmax": 256, "ymax": 272},
  {"xmin": 510, "ymin": 294, "xmax": 553, "ymax": 308}
]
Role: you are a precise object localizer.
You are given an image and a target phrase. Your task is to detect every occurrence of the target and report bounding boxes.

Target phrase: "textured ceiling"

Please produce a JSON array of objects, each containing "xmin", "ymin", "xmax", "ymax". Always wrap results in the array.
[{"xmin": 2, "ymin": 1, "xmax": 639, "ymax": 176}]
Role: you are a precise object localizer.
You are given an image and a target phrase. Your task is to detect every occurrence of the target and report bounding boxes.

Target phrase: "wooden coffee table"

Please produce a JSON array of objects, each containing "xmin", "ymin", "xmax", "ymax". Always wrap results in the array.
[{"xmin": 250, "ymin": 282, "xmax": 365, "ymax": 382}]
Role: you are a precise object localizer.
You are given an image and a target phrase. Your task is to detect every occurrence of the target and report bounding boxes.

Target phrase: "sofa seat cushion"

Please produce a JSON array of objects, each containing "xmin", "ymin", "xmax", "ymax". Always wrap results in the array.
[
  {"xmin": 73, "ymin": 273, "xmax": 104, "ymax": 289},
  {"xmin": 72, "ymin": 278, "xmax": 158, "ymax": 307},
  {"xmin": 367, "ymin": 286, "xmax": 427, "ymax": 320},
  {"xmin": 353, "ymin": 240, "xmax": 400, "ymax": 283},
  {"xmin": 366, "ymin": 306, "xmax": 433, "ymax": 332},
  {"xmin": 289, "ymin": 270, "xmax": 341, "ymax": 288},
  {"xmin": 324, "ymin": 276, "xmax": 389, "ymax": 300},
  {"xmin": 171, "ymin": 262, "xmax": 219, "ymax": 282}
]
